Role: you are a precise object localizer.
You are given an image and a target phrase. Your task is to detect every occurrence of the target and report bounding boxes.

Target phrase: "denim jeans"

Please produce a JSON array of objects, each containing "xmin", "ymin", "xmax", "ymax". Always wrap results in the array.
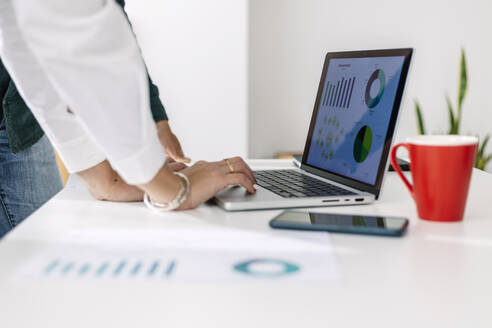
[{"xmin": 0, "ymin": 118, "xmax": 63, "ymax": 238}]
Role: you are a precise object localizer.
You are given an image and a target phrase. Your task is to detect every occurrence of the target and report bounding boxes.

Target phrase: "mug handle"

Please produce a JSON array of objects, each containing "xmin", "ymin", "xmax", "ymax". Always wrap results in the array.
[{"xmin": 390, "ymin": 143, "xmax": 414, "ymax": 198}]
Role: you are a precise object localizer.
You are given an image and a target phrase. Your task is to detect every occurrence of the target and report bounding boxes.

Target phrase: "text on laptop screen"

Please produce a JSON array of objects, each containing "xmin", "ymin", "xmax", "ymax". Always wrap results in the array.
[{"xmin": 306, "ymin": 56, "xmax": 405, "ymax": 185}]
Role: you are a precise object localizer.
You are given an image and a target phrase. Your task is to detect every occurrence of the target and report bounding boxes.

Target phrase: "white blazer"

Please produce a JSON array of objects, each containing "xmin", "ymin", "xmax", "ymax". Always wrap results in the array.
[{"xmin": 0, "ymin": 0, "xmax": 166, "ymax": 185}]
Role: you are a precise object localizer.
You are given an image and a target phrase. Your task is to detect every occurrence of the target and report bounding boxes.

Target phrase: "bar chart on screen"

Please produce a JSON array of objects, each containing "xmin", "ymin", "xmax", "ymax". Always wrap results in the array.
[{"xmin": 322, "ymin": 77, "xmax": 356, "ymax": 108}]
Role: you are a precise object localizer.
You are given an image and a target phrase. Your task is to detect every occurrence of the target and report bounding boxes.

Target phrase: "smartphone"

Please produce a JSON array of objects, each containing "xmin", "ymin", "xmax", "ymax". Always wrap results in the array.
[{"xmin": 269, "ymin": 211, "xmax": 409, "ymax": 237}]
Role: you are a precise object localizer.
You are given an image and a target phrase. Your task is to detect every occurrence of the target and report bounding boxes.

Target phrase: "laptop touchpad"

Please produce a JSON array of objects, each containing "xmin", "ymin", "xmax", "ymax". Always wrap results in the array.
[{"xmin": 215, "ymin": 185, "xmax": 282, "ymax": 202}]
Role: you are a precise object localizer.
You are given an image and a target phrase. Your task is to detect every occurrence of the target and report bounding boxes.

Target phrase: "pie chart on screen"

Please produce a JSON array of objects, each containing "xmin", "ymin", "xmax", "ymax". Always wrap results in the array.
[
  {"xmin": 353, "ymin": 125, "xmax": 372, "ymax": 163},
  {"xmin": 365, "ymin": 69, "xmax": 386, "ymax": 108}
]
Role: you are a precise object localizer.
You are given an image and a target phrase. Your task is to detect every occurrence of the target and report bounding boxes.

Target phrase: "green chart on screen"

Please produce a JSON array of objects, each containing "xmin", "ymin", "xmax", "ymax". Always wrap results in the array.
[{"xmin": 353, "ymin": 125, "xmax": 373, "ymax": 163}]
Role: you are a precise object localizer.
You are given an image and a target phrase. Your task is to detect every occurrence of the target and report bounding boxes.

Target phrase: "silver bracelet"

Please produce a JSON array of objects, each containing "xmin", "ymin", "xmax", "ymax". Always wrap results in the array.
[{"xmin": 143, "ymin": 172, "xmax": 190, "ymax": 211}]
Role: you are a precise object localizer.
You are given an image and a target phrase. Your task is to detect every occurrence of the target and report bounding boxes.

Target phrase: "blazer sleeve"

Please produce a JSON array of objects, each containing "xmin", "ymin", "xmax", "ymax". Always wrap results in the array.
[{"xmin": 9, "ymin": 0, "xmax": 167, "ymax": 185}]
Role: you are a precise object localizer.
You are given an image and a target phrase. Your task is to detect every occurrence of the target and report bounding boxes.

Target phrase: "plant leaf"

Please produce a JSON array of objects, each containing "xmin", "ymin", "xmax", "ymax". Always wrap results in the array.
[
  {"xmin": 445, "ymin": 94, "xmax": 457, "ymax": 134},
  {"xmin": 485, "ymin": 154, "xmax": 492, "ymax": 166},
  {"xmin": 475, "ymin": 148, "xmax": 482, "ymax": 169},
  {"xmin": 415, "ymin": 100, "xmax": 426, "ymax": 135},
  {"xmin": 475, "ymin": 135, "xmax": 492, "ymax": 171},
  {"xmin": 457, "ymin": 48, "xmax": 468, "ymax": 114},
  {"xmin": 476, "ymin": 137, "xmax": 483, "ymax": 159},
  {"xmin": 480, "ymin": 135, "xmax": 490, "ymax": 157},
  {"xmin": 477, "ymin": 153, "xmax": 492, "ymax": 171}
]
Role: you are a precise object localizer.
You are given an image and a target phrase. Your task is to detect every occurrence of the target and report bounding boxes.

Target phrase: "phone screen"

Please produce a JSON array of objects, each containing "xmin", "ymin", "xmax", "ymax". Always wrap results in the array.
[{"xmin": 270, "ymin": 211, "xmax": 408, "ymax": 236}]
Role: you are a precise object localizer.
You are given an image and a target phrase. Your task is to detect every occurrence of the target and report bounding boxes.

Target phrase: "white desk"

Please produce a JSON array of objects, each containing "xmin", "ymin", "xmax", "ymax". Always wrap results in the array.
[{"xmin": 1, "ymin": 160, "xmax": 491, "ymax": 328}]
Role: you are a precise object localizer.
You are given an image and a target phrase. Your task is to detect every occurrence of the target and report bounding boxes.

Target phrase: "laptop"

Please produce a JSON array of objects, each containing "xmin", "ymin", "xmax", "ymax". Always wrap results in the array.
[{"xmin": 215, "ymin": 48, "xmax": 413, "ymax": 211}]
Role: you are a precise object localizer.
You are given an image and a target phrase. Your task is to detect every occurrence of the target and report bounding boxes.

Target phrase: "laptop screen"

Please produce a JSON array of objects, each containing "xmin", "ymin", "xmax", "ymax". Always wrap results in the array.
[{"xmin": 305, "ymin": 55, "xmax": 406, "ymax": 186}]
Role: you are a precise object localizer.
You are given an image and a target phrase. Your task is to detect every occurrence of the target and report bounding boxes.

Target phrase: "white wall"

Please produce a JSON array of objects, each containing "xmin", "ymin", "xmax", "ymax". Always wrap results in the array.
[
  {"xmin": 126, "ymin": 0, "xmax": 248, "ymax": 161},
  {"xmin": 249, "ymin": 0, "xmax": 492, "ymax": 164}
]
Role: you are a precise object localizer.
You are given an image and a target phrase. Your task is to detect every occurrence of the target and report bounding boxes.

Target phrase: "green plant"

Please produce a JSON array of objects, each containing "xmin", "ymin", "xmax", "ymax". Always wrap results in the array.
[
  {"xmin": 415, "ymin": 48, "xmax": 492, "ymax": 171},
  {"xmin": 415, "ymin": 100, "xmax": 426, "ymax": 135},
  {"xmin": 476, "ymin": 135, "xmax": 492, "ymax": 170}
]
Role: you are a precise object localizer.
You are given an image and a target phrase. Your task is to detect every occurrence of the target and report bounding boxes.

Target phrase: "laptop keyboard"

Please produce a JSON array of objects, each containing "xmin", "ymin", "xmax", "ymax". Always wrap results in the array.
[{"xmin": 253, "ymin": 170, "xmax": 356, "ymax": 198}]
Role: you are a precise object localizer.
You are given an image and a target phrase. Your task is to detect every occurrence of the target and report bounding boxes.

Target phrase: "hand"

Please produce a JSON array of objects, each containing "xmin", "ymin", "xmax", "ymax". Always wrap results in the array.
[
  {"xmin": 138, "ymin": 157, "xmax": 255, "ymax": 210},
  {"xmin": 177, "ymin": 157, "xmax": 257, "ymax": 210},
  {"xmin": 168, "ymin": 161, "xmax": 188, "ymax": 172},
  {"xmin": 156, "ymin": 120, "xmax": 191, "ymax": 163},
  {"xmin": 77, "ymin": 161, "xmax": 187, "ymax": 202},
  {"xmin": 77, "ymin": 160, "xmax": 144, "ymax": 202}
]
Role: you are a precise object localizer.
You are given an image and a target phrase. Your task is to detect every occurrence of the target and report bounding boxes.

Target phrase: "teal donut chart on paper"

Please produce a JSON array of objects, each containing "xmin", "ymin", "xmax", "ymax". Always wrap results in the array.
[{"xmin": 233, "ymin": 259, "xmax": 300, "ymax": 278}]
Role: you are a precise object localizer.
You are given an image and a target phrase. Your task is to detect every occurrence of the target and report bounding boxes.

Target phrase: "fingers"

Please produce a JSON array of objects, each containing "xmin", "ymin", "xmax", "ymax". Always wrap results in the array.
[
  {"xmin": 166, "ymin": 142, "xmax": 191, "ymax": 163},
  {"xmin": 167, "ymin": 162, "xmax": 187, "ymax": 172},
  {"xmin": 224, "ymin": 173, "xmax": 256, "ymax": 194},
  {"xmin": 237, "ymin": 157, "xmax": 257, "ymax": 184},
  {"xmin": 173, "ymin": 141, "xmax": 192, "ymax": 163},
  {"xmin": 226, "ymin": 157, "xmax": 257, "ymax": 184},
  {"xmin": 175, "ymin": 156, "xmax": 192, "ymax": 164},
  {"xmin": 166, "ymin": 145, "xmax": 191, "ymax": 164},
  {"xmin": 157, "ymin": 121, "xmax": 191, "ymax": 163},
  {"xmin": 167, "ymin": 152, "xmax": 191, "ymax": 164}
]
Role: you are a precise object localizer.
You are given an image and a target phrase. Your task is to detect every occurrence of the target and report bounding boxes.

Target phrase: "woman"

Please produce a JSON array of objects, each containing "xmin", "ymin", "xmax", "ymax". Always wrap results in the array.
[
  {"xmin": 0, "ymin": 0, "xmax": 256, "ymax": 237},
  {"xmin": 0, "ymin": 54, "xmax": 190, "ymax": 238}
]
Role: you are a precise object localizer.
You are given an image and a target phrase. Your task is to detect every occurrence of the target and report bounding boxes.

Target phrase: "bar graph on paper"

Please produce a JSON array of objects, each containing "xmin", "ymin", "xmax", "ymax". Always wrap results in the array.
[
  {"xmin": 322, "ymin": 77, "xmax": 356, "ymax": 108},
  {"xmin": 42, "ymin": 258, "xmax": 176, "ymax": 280},
  {"xmin": 17, "ymin": 246, "xmax": 179, "ymax": 282},
  {"xmin": 13, "ymin": 230, "xmax": 341, "ymax": 284}
]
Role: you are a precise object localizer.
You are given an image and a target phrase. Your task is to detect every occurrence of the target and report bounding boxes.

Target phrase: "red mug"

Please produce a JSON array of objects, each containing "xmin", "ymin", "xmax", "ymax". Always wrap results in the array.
[{"xmin": 390, "ymin": 135, "xmax": 478, "ymax": 222}]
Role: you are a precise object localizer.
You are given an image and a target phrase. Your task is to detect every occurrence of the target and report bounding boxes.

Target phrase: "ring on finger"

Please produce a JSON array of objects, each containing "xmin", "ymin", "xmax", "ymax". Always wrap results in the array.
[{"xmin": 224, "ymin": 158, "xmax": 235, "ymax": 173}]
